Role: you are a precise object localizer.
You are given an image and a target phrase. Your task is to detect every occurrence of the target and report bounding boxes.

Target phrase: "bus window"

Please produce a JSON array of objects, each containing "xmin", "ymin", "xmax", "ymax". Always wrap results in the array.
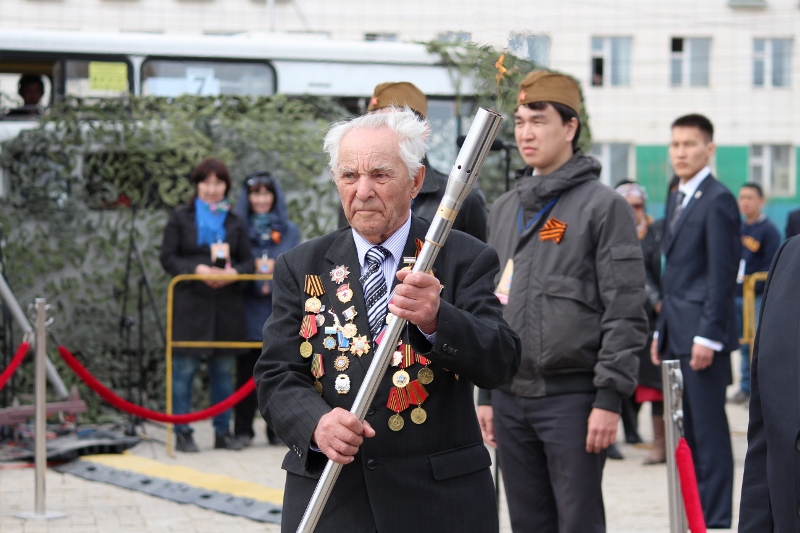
[
  {"xmin": 1, "ymin": 73, "xmax": 52, "ymax": 118},
  {"xmin": 64, "ymin": 59, "xmax": 131, "ymax": 98},
  {"xmin": 141, "ymin": 59, "xmax": 275, "ymax": 97}
]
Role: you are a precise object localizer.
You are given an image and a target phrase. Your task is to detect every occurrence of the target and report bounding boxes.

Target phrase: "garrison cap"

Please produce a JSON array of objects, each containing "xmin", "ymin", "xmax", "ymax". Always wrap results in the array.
[
  {"xmin": 368, "ymin": 82, "xmax": 428, "ymax": 118},
  {"xmin": 517, "ymin": 71, "xmax": 581, "ymax": 115}
]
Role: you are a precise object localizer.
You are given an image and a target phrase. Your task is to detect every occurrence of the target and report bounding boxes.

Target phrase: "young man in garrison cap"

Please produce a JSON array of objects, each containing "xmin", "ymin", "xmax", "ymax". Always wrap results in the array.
[
  {"xmin": 477, "ymin": 71, "xmax": 648, "ymax": 532},
  {"xmin": 338, "ymin": 81, "xmax": 489, "ymax": 242}
]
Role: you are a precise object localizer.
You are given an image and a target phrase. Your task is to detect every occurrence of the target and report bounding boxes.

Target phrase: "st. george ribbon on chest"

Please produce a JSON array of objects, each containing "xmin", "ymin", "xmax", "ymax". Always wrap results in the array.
[{"xmin": 297, "ymin": 107, "xmax": 504, "ymax": 533}]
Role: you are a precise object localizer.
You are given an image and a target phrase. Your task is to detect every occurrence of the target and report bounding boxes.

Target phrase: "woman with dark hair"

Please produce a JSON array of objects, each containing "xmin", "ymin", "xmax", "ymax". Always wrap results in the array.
[
  {"xmin": 160, "ymin": 157, "xmax": 254, "ymax": 452},
  {"xmin": 232, "ymin": 170, "xmax": 300, "ymax": 446}
]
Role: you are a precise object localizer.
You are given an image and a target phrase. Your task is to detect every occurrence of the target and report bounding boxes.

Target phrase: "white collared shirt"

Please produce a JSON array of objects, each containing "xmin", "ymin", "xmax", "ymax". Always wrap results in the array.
[
  {"xmin": 677, "ymin": 166, "xmax": 711, "ymax": 207},
  {"xmin": 351, "ymin": 213, "xmax": 410, "ymax": 289}
]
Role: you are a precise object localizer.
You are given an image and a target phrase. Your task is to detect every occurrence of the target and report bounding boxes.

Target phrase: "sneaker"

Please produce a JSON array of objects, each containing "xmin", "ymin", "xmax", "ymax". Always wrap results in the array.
[
  {"xmin": 214, "ymin": 432, "xmax": 245, "ymax": 451},
  {"xmin": 175, "ymin": 432, "xmax": 199, "ymax": 453},
  {"xmin": 606, "ymin": 443, "xmax": 624, "ymax": 460},
  {"xmin": 728, "ymin": 390, "xmax": 750, "ymax": 404}
]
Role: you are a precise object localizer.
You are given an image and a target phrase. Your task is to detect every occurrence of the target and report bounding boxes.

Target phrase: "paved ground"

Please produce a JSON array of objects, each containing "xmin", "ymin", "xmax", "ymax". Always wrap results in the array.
[{"xmin": 2, "ymin": 361, "xmax": 750, "ymax": 533}]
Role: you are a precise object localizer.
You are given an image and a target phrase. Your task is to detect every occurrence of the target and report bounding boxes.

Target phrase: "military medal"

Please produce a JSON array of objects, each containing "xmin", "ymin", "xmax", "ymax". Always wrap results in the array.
[
  {"xmin": 311, "ymin": 353, "xmax": 324, "ymax": 395},
  {"xmin": 350, "ymin": 335, "xmax": 370, "ymax": 357},
  {"xmin": 315, "ymin": 314, "xmax": 325, "ymax": 327},
  {"xmin": 335, "ymin": 374, "xmax": 350, "ymax": 394},
  {"xmin": 337, "ymin": 332, "xmax": 350, "ymax": 351},
  {"xmin": 323, "ymin": 336, "xmax": 337, "ymax": 350},
  {"xmin": 401, "ymin": 344, "xmax": 415, "ymax": 369},
  {"xmin": 304, "ymin": 275, "xmax": 326, "ymax": 313},
  {"xmin": 333, "ymin": 355, "xmax": 350, "ymax": 372},
  {"xmin": 418, "ymin": 367, "xmax": 434, "ymax": 385},
  {"xmin": 386, "ymin": 387, "xmax": 410, "ymax": 431},
  {"xmin": 341, "ymin": 323, "xmax": 358, "ymax": 339},
  {"xmin": 336, "ymin": 283, "xmax": 353, "ymax": 303},
  {"xmin": 300, "ymin": 342, "xmax": 313, "ymax": 358},
  {"xmin": 390, "ymin": 350, "xmax": 403, "ymax": 367},
  {"xmin": 305, "ymin": 297, "xmax": 322, "ymax": 313},
  {"xmin": 407, "ymin": 380, "xmax": 429, "ymax": 425},
  {"xmin": 330, "ymin": 265, "xmax": 349, "ymax": 284},
  {"xmin": 342, "ymin": 306, "xmax": 357, "ymax": 321},
  {"xmin": 410, "ymin": 407, "xmax": 427, "ymax": 424},
  {"xmin": 299, "ymin": 315, "xmax": 317, "ymax": 358},
  {"xmin": 392, "ymin": 369, "xmax": 410, "ymax": 388}
]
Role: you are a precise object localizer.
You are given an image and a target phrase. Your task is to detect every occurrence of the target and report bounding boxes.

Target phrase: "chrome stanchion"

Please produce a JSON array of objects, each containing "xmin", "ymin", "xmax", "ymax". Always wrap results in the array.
[
  {"xmin": 15, "ymin": 298, "xmax": 66, "ymax": 521},
  {"xmin": 662, "ymin": 360, "xmax": 687, "ymax": 533}
]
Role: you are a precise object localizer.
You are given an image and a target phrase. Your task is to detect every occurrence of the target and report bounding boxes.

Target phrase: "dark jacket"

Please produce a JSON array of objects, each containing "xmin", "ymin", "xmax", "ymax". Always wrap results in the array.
[
  {"xmin": 337, "ymin": 157, "xmax": 489, "ymax": 242},
  {"xmin": 656, "ymin": 175, "xmax": 741, "ymax": 356},
  {"xmin": 254, "ymin": 215, "xmax": 521, "ymax": 532},
  {"xmin": 233, "ymin": 180, "xmax": 301, "ymax": 341},
  {"xmin": 485, "ymin": 151, "xmax": 647, "ymax": 413},
  {"xmin": 638, "ymin": 217, "xmax": 664, "ymax": 390},
  {"xmin": 160, "ymin": 202, "xmax": 254, "ymax": 353},
  {"xmin": 740, "ymin": 236, "xmax": 800, "ymax": 532},
  {"xmin": 785, "ymin": 207, "xmax": 800, "ymax": 239}
]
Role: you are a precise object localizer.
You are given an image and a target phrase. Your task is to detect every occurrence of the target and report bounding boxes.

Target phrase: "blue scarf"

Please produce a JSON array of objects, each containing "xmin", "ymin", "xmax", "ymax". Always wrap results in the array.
[{"xmin": 195, "ymin": 197, "xmax": 229, "ymax": 246}]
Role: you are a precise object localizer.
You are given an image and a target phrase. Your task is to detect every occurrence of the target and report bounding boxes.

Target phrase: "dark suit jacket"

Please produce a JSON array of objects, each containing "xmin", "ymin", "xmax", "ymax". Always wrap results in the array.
[
  {"xmin": 160, "ymin": 203, "xmax": 254, "ymax": 349},
  {"xmin": 656, "ymin": 175, "xmax": 741, "ymax": 355},
  {"xmin": 740, "ymin": 236, "xmax": 800, "ymax": 532},
  {"xmin": 785, "ymin": 208, "xmax": 800, "ymax": 240},
  {"xmin": 254, "ymin": 215, "xmax": 521, "ymax": 532}
]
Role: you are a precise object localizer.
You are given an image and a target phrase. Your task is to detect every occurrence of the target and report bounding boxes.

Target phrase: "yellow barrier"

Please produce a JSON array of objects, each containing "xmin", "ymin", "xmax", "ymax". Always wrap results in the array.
[
  {"xmin": 740, "ymin": 271, "xmax": 769, "ymax": 351},
  {"xmin": 165, "ymin": 273, "xmax": 273, "ymax": 456}
]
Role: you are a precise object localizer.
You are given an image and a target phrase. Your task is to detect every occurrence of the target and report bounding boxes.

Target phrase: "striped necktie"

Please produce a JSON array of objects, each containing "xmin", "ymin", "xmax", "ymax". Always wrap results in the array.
[
  {"xmin": 360, "ymin": 245, "xmax": 391, "ymax": 338},
  {"xmin": 669, "ymin": 190, "xmax": 687, "ymax": 235}
]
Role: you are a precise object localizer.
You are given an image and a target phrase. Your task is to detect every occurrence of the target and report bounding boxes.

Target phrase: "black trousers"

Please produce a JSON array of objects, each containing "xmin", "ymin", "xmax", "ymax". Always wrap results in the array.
[
  {"xmin": 664, "ymin": 351, "xmax": 733, "ymax": 529},
  {"xmin": 492, "ymin": 390, "xmax": 606, "ymax": 533},
  {"xmin": 234, "ymin": 347, "xmax": 261, "ymax": 438}
]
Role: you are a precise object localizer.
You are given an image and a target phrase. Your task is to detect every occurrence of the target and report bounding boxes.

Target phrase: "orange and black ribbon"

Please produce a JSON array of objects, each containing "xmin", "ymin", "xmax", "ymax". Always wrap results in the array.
[
  {"xmin": 401, "ymin": 344, "xmax": 415, "ymax": 369},
  {"xmin": 299, "ymin": 315, "xmax": 317, "ymax": 339},
  {"xmin": 407, "ymin": 380, "xmax": 429, "ymax": 405},
  {"xmin": 304, "ymin": 275, "xmax": 325, "ymax": 297},
  {"xmin": 415, "ymin": 238, "xmax": 424, "ymax": 258},
  {"xmin": 311, "ymin": 353, "xmax": 324, "ymax": 379},
  {"xmin": 416, "ymin": 354, "xmax": 429, "ymax": 366},
  {"xmin": 386, "ymin": 386, "xmax": 410, "ymax": 413},
  {"xmin": 540, "ymin": 217, "xmax": 567, "ymax": 244}
]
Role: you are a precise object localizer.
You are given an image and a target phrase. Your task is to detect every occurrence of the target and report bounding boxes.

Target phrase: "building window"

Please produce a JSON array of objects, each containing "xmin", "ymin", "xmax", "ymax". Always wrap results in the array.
[
  {"xmin": 364, "ymin": 33, "xmax": 397, "ymax": 42},
  {"xmin": 508, "ymin": 33, "xmax": 551, "ymax": 67},
  {"xmin": 750, "ymin": 144, "xmax": 794, "ymax": 197},
  {"xmin": 753, "ymin": 38, "xmax": 792, "ymax": 87},
  {"xmin": 591, "ymin": 37, "xmax": 632, "ymax": 87},
  {"xmin": 670, "ymin": 37, "xmax": 711, "ymax": 87},
  {"xmin": 590, "ymin": 143, "xmax": 633, "ymax": 186}
]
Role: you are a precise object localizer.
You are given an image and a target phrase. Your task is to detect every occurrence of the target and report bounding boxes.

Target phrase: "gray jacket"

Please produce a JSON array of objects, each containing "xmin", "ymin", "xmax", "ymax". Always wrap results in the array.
[{"xmin": 483, "ymin": 152, "xmax": 647, "ymax": 413}]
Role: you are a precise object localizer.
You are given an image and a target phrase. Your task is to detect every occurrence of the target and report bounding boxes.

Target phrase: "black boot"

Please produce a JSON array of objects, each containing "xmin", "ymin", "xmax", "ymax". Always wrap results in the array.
[
  {"xmin": 176, "ymin": 431, "xmax": 199, "ymax": 453},
  {"xmin": 215, "ymin": 432, "xmax": 245, "ymax": 450}
]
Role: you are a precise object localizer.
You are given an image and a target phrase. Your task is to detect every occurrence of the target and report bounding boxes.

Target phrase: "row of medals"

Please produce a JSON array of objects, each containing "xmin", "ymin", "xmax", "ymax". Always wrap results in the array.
[{"xmin": 299, "ymin": 264, "xmax": 434, "ymax": 432}]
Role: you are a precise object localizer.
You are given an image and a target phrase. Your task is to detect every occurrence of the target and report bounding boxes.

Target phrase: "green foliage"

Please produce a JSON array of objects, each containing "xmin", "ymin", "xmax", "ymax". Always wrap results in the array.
[
  {"xmin": 0, "ymin": 94, "xmax": 350, "ymax": 420},
  {"xmin": 424, "ymin": 40, "xmax": 593, "ymax": 203}
]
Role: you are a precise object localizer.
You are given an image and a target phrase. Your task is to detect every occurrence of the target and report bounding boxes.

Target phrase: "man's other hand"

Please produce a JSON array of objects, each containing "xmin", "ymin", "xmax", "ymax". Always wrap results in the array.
[
  {"xmin": 690, "ymin": 342, "xmax": 714, "ymax": 371},
  {"xmin": 312, "ymin": 408, "xmax": 376, "ymax": 464},
  {"xmin": 477, "ymin": 405, "xmax": 496, "ymax": 448},
  {"xmin": 650, "ymin": 338, "xmax": 661, "ymax": 366},
  {"xmin": 586, "ymin": 408, "xmax": 620, "ymax": 454},
  {"xmin": 390, "ymin": 270, "xmax": 440, "ymax": 334}
]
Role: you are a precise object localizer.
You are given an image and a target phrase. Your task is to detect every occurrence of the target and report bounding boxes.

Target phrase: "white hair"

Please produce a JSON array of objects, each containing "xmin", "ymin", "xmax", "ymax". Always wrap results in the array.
[{"xmin": 323, "ymin": 106, "xmax": 429, "ymax": 181}]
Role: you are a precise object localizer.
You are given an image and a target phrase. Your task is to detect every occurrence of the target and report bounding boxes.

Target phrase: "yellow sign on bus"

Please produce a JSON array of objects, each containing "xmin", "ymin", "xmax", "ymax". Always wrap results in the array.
[{"xmin": 88, "ymin": 62, "xmax": 128, "ymax": 92}]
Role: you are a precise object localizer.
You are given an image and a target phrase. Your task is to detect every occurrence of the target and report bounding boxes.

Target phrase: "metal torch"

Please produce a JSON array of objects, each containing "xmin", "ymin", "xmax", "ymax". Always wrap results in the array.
[{"xmin": 297, "ymin": 107, "xmax": 504, "ymax": 533}]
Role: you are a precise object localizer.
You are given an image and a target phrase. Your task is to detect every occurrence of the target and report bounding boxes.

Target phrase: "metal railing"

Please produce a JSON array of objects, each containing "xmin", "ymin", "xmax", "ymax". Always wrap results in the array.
[
  {"xmin": 165, "ymin": 273, "xmax": 272, "ymax": 455},
  {"xmin": 662, "ymin": 360, "xmax": 686, "ymax": 533}
]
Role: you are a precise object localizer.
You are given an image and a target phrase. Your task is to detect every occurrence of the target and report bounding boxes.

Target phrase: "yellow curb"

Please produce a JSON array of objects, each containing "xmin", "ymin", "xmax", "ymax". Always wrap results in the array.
[{"xmin": 82, "ymin": 453, "xmax": 283, "ymax": 504}]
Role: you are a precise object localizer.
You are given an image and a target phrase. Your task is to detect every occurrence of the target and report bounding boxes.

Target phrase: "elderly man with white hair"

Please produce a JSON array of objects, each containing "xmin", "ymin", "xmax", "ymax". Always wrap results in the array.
[{"xmin": 254, "ymin": 108, "xmax": 521, "ymax": 533}]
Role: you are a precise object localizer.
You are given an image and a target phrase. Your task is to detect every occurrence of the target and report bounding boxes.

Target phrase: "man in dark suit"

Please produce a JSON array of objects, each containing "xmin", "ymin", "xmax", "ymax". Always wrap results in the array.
[
  {"xmin": 651, "ymin": 114, "xmax": 741, "ymax": 528},
  {"xmin": 739, "ymin": 237, "xmax": 800, "ymax": 531},
  {"xmin": 784, "ymin": 207, "xmax": 800, "ymax": 239},
  {"xmin": 254, "ymin": 108, "xmax": 521, "ymax": 532}
]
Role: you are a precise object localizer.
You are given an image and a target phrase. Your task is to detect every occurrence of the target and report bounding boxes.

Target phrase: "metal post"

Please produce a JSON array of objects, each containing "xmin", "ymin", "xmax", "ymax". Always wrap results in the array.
[
  {"xmin": 0, "ymin": 272, "xmax": 68, "ymax": 399},
  {"xmin": 662, "ymin": 360, "xmax": 687, "ymax": 533},
  {"xmin": 15, "ymin": 299, "xmax": 65, "ymax": 521}
]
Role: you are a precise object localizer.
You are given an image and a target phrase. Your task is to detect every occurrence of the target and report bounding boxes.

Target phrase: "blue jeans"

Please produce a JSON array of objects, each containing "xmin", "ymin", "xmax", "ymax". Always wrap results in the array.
[
  {"xmin": 172, "ymin": 352, "xmax": 235, "ymax": 436},
  {"xmin": 735, "ymin": 294, "xmax": 763, "ymax": 395}
]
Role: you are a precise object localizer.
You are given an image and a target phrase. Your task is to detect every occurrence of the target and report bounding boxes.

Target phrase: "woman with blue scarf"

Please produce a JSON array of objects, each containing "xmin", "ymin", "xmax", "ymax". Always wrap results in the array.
[
  {"xmin": 160, "ymin": 158, "xmax": 254, "ymax": 453},
  {"xmin": 232, "ymin": 170, "xmax": 300, "ymax": 447}
]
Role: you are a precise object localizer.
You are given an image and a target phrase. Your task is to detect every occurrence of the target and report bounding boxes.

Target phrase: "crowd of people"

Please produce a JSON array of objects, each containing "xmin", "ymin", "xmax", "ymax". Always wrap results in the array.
[{"xmin": 159, "ymin": 73, "xmax": 793, "ymax": 531}]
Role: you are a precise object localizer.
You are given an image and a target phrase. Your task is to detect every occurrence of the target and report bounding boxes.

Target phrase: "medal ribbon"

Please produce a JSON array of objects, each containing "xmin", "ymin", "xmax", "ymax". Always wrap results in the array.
[
  {"xmin": 415, "ymin": 238, "xmax": 424, "ymax": 258},
  {"xmin": 311, "ymin": 353, "xmax": 324, "ymax": 379},
  {"xmin": 401, "ymin": 344, "xmax": 415, "ymax": 369},
  {"xmin": 386, "ymin": 387, "xmax": 410, "ymax": 413},
  {"xmin": 304, "ymin": 275, "xmax": 325, "ymax": 297},
  {"xmin": 407, "ymin": 380, "xmax": 429, "ymax": 405},
  {"xmin": 416, "ymin": 354, "xmax": 429, "ymax": 366},
  {"xmin": 299, "ymin": 315, "xmax": 317, "ymax": 339}
]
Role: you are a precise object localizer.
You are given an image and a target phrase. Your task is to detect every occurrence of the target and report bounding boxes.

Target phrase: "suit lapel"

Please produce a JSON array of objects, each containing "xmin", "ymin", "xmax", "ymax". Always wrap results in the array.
[{"xmin": 665, "ymin": 175, "xmax": 714, "ymax": 256}]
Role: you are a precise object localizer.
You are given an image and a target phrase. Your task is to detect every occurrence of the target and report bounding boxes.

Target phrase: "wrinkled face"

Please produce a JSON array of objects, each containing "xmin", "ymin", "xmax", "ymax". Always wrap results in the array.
[
  {"xmin": 738, "ymin": 186, "xmax": 763, "ymax": 220},
  {"xmin": 334, "ymin": 126, "xmax": 423, "ymax": 244},
  {"xmin": 249, "ymin": 187, "xmax": 275, "ymax": 215},
  {"xmin": 625, "ymin": 194, "xmax": 646, "ymax": 226},
  {"xmin": 669, "ymin": 126, "xmax": 715, "ymax": 182},
  {"xmin": 514, "ymin": 104, "xmax": 577, "ymax": 175},
  {"xmin": 196, "ymin": 172, "xmax": 227, "ymax": 204}
]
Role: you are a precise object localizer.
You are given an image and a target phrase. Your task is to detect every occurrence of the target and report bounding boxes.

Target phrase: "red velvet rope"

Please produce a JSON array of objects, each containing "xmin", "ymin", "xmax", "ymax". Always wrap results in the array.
[
  {"xmin": 676, "ymin": 437, "xmax": 707, "ymax": 533},
  {"xmin": 57, "ymin": 345, "xmax": 255, "ymax": 424},
  {"xmin": 0, "ymin": 342, "xmax": 30, "ymax": 391}
]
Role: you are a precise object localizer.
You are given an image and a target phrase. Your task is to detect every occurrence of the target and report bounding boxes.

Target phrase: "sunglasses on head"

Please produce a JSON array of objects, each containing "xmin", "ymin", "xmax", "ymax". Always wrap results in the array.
[{"xmin": 245, "ymin": 171, "xmax": 273, "ymax": 188}]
